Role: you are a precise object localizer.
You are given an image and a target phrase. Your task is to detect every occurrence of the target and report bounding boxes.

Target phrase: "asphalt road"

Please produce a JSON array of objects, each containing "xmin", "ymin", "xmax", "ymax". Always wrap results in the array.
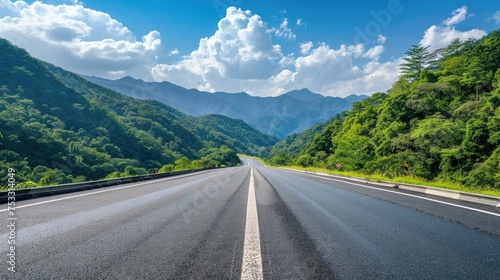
[{"xmin": 1, "ymin": 158, "xmax": 499, "ymax": 279}]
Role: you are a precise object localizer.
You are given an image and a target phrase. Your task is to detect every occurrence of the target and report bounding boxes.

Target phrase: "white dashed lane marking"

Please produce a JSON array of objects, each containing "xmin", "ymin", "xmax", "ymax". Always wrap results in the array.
[{"xmin": 241, "ymin": 167, "xmax": 263, "ymax": 280}]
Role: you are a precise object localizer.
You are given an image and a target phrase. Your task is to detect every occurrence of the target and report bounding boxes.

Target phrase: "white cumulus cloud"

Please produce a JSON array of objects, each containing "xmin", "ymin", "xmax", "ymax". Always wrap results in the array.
[
  {"xmin": 266, "ymin": 44, "xmax": 400, "ymax": 97},
  {"xmin": 377, "ymin": 34, "xmax": 387, "ymax": 44},
  {"xmin": 169, "ymin": 48, "xmax": 180, "ymax": 56},
  {"xmin": 443, "ymin": 6, "xmax": 468, "ymax": 26},
  {"xmin": 328, "ymin": 61, "xmax": 399, "ymax": 97},
  {"xmin": 270, "ymin": 43, "xmax": 366, "ymax": 94},
  {"xmin": 152, "ymin": 7, "xmax": 283, "ymax": 92},
  {"xmin": 0, "ymin": 0, "xmax": 162, "ymax": 80},
  {"xmin": 362, "ymin": 45, "xmax": 384, "ymax": 61},
  {"xmin": 420, "ymin": 6, "xmax": 486, "ymax": 51},
  {"xmin": 300, "ymin": 41, "xmax": 313, "ymax": 55},
  {"xmin": 271, "ymin": 18, "xmax": 296, "ymax": 40},
  {"xmin": 296, "ymin": 18, "xmax": 304, "ymax": 27},
  {"xmin": 148, "ymin": 7, "xmax": 399, "ymax": 97},
  {"xmin": 1, "ymin": 3, "xmax": 491, "ymax": 98},
  {"xmin": 492, "ymin": 11, "xmax": 500, "ymax": 24}
]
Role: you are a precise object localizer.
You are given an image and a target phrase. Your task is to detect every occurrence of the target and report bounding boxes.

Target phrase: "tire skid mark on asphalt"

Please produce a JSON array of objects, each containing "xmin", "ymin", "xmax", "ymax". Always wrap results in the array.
[{"xmin": 253, "ymin": 167, "xmax": 337, "ymax": 279}]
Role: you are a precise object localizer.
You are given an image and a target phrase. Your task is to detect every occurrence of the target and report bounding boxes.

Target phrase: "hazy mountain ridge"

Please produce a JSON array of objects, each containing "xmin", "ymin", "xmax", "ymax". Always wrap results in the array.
[
  {"xmin": 0, "ymin": 38, "xmax": 276, "ymax": 186},
  {"xmin": 85, "ymin": 76, "xmax": 366, "ymax": 139}
]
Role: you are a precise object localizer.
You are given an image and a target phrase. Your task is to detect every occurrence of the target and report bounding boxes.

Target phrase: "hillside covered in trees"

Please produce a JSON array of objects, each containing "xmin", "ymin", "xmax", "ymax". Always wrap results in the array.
[
  {"xmin": 0, "ymin": 38, "xmax": 277, "ymax": 188},
  {"xmin": 269, "ymin": 30, "xmax": 500, "ymax": 190}
]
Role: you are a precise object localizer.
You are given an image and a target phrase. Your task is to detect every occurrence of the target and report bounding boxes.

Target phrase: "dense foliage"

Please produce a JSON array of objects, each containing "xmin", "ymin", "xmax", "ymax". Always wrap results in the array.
[
  {"xmin": 183, "ymin": 114, "xmax": 278, "ymax": 158},
  {"xmin": 268, "ymin": 116, "xmax": 338, "ymax": 165},
  {"xmin": 270, "ymin": 30, "xmax": 500, "ymax": 190},
  {"xmin": 0, "ymin": 38, "xmax": 276, "ymax": 188}
]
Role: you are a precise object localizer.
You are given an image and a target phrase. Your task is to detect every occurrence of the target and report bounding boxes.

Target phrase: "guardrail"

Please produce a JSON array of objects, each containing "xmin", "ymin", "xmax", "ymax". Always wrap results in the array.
[
  {"xmin": 392, "ymin": 181, "xmax": 500, "ymax": 208},
  {"xmin": 280, "ymin": 168, "xmax": 500, "ymax": 208},
  {"xmin": 0, "ymin": 168, "xmax": 212, "ymax": 204}
]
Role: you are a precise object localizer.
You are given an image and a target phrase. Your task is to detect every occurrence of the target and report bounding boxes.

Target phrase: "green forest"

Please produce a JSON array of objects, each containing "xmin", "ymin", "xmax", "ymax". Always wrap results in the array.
[
  {"xmin": 0, "ymin": 38, "xmax": 277, "ymax": 188},
  {"xmin": 2, "ymin": 29, "xmax": 500, "ymax": 192},
  {"xmin": 269, "ymin": 30, "xmax": 500, "ymax": 191}
]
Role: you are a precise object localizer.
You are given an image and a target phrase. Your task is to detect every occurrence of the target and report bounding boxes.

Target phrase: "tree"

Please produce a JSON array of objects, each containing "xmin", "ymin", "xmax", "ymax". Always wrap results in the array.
[
  {"xmin": 461, "ymin": 119, "xmax": 491, "ymax": 169},
  {"xmin": 38, "ymin": 169, "xmax": 71, "ymax": 186},
  {"xmin": 460, "ymin": 57, "xmax": 493, "ymax": 103},
  {"xmin": 400, "ymin": 44, "xmax": 434, "ymax": 81},
  {"xmin": 295, "ymin": 154, "xmax": 312, "ymax": 167},
  {"xmin": 442, "ymin": 38, "xmax": 463, "ymax": 58},
  {"xmin": 493, "ymin": 68, "xmax": 500, "ymax": 89},
  {"xmin": 174, "ymin": 157, "xmax": 193, "ymax": 171}
]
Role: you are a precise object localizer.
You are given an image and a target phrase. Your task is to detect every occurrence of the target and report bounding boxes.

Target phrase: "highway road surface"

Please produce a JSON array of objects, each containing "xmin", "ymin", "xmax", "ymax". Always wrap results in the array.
[{"xmin": 1, "ymin": 157, "xmax": 499, "ymax": 279}]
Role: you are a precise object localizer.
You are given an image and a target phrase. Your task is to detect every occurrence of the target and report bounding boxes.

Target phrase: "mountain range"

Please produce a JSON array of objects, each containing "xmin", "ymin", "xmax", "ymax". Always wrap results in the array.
[
  {"xmin": 0, "ymin": 38, "xmax": 276, "ymax": 186},
  {"xmin": 85, "ymin": 76, "xmax": 366, "ymax": 139}
]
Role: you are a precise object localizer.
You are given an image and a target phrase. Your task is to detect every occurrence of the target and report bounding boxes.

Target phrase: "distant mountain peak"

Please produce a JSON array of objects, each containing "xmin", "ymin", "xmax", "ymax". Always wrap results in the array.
[
  {"xmin": 118, "ymin": 76, "xmax": 140, "ymax": 82},
  {"xmin": 283, "ymin": 88, "xmax": 325, "ymax": 101},
  {"xmin": 344, "ymin": 94, "xmax": 369, "ymax": 103},
  {"xmin": 85, "ymin": 76, "xmax": 363, "ymax": 138}
]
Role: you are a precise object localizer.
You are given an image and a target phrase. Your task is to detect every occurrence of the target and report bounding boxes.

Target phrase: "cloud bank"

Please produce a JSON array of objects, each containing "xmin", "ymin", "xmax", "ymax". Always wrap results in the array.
[
  {"xmin": 0, "ymin": 0, "xmax": 161, "ymax": 80},
  {"xmin": 0, "ymin": 1, "xmax": 490, "ymax": 97},
  {"xmin": 152, "ymin": 7, "xmax": 399, "ymax": 96}
]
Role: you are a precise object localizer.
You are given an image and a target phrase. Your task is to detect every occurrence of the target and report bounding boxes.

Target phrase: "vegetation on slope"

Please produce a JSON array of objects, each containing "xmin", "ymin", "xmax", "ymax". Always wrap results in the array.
[
  {"xmin": 0, "ymin": 38, "xmax": 276, "ymax": 188},
  {"xmin": 268, "ymin": 116, "xmax": 340, "ymax": 163},
  {"xmin": 269, "ymin": 30, "xmax": 500, "ymax": 191}
]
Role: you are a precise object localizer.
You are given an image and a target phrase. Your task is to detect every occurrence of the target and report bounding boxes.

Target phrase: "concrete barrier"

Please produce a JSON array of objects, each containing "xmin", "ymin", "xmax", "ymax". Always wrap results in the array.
[
  {"xmin": 0, "ymin": 168, "xmax": 211, "ymax": 203},
  {"xmin": 279, "ymin": 167, "xmax": 500, "ymax": 208}
]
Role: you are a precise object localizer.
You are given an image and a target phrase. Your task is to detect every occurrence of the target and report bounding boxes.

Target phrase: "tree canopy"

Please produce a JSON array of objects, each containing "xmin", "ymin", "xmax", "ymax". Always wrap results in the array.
[
  {"xmin": 400, "ymin": 44, "xmax": 434, "ymax": 80},
  {"xmin": 0, "ymin": 38, "xmax": 275, "ymax": 188},
  {"xmin": 269, "ymin": 29, "xmax": 500, "ymax": 190}
]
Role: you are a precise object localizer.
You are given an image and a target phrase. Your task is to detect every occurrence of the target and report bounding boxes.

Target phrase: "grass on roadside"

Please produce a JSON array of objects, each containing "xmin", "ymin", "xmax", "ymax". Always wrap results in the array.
[
  {"xmin": 237, "ymin": 155, "xmax": 500, "ymax": 197},
  {"xmin": 279, "ymin": 165, "xmax": 500, "ymax": 197}
]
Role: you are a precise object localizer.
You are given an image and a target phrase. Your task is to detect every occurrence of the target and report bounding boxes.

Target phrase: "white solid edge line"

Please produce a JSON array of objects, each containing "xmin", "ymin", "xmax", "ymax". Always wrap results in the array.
[
  {"xmin": 241, "ymin": 167, "xmax": 264, "ymax": 280},
  {"xmin": 301, "ymin": 172, "xmax": 500, "ymax": 218},
  {"xmin": 0, "ymin": 171, "xmax": 213, "ymax": 212}
]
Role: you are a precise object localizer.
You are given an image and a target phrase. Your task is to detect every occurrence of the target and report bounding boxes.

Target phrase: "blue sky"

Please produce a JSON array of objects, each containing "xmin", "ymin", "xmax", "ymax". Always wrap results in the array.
[{"xmin": 1, "ymin": 0, "xmax": 499, "ymax": 96}]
